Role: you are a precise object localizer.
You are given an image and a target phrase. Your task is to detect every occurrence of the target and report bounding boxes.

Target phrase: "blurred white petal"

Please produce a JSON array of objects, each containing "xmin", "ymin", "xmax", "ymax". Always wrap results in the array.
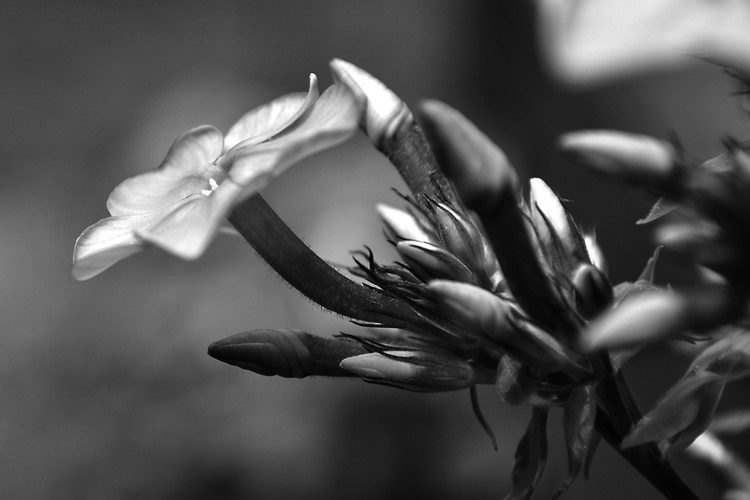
[{"xmin": 537, "ymin": 0, "xmax": 750, "ymax": 85}]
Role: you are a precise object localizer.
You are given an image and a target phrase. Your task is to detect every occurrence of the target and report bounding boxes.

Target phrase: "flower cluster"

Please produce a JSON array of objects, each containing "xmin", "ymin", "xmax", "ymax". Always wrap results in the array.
[{"xmin": 73, "ymin": 54, "xmax": 750, "ymax": 499}]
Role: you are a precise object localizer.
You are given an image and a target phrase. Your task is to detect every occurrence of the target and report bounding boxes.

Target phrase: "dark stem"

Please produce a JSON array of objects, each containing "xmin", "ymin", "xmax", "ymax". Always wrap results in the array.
[
  {"xmin": 595, "ymin": 412, "xmax": 700, "ymax": 500},
  {"xmin": 229, "ymin": 194, "xmax": 417, "ymax": 325}
]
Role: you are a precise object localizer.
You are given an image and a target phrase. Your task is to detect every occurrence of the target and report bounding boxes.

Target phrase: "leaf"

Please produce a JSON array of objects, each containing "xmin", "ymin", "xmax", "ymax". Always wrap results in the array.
[
  {"xmin": 553, "ymin": 384, "xmax": 597, "ymax": 499},
  {"xmin": 623, "ymin": 331, "xmax": 750, "ymax": 453},
  {"xmin": 637, "ymin": 197, "xmax": 677, "ymax": 224},
  {"xmin": 503, "ymin": 407, "xmax": 549, "ymax": 500}
]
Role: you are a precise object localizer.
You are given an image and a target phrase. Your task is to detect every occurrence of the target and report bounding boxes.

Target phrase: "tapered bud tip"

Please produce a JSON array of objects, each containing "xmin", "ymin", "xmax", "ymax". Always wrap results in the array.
[
  {"xmin": 560, "ymin": 130, "xmax": 675, "ymax": 187},
  {"xmin": 207, "ymin": 329, "xmax": 312, "ymax": 378},
  {"xmin": 582, "ymin": 292, "xmax": 685, "ymax": 351},
  {"xmin": 376, "ymin": 203, "xmax": 434, "ymax": 243},
  {"xmin": 416, "ymin": 99, "xmax": 518, "ymax": 209},
  {"xmin": 329, "ymin": 58, "xmax": 412, "ymax": 146}
]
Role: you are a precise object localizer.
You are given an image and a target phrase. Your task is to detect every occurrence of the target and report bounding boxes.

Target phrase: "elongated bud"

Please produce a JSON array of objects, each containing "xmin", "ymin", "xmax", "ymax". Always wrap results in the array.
[
  {"xmin": 376, "ymin": 203, "xmax": 435, "ymax": 244},
  {"xmin": 396, "ymin": 240, "xmax": 475, "ymax": 283},
  {"xmin": 583, "ymin": 287, "xmax": 745, "ymax": 351},
  {"xmin": 330, "ymin": 59, "xmax": 461, "ymax": 207},
  {"xmin": 427, "ymin": 280, "xmax": 585, "ymax": 374},
  {"xmin": 416, "ymin": 99, "xmax": 516, "ymax": 211},
  {"xmin": 330, "ymin": 58, "xmax": 412, "ymax": 148},
  {"xmin": 584, "ymin": 233, "xmax": 606, "ymax": 272},
  {"xmin": 572, "ymin": 263, "xmax": 613, "ymax": 319},
  {"xmin": 656, "ymin": 222, "xmax": 744, "ymax": 279},
  {"xmin": 339, "ymin": 350, "xmax": 488, "ymax": 392},
  {"xmin": 429, "ymin": 202, "xmax": 499, "ymax": 288},
  {"xmin": 560, "ymin": 131, "xmax": 676, "ymax": 190},
  {"xmin": 208, "ymin": 329, "xmax": 367, "ymax": 378}
]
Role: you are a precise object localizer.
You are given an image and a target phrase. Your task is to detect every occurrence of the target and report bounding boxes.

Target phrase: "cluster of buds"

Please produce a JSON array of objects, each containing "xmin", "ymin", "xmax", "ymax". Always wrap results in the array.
[
  {"xmin": 74, "ymin": 59, "xmax": 726, "ymax": 499},
  {"xmin": 204, "ymin": 62, "xmax": 635, "ymax": 498}
]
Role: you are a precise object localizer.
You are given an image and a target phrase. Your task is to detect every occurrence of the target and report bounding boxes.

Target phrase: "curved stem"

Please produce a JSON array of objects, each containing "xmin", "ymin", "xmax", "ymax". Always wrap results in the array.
[
  {"xmin": 229, "ymin": 194, "xmax": 418, "ymax": 325},
  {"xmin": 595, "ymin": 411, "xmax": 700, "ymax": 500}
]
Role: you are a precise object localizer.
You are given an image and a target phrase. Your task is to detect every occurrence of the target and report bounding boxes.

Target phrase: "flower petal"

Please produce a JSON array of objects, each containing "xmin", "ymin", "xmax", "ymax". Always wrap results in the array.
[
  {"xmin": 223, "ymin": 74, "xmax": 320, "ymax": 151},
  {"xmin": 107, "ymin": 125, "xmax": 225, "ymax": 216},
  {"xmin": 137, "ymin": 179, "xmax": 244, "ymax": 259},
  {"xmin": 537, "ymin": 0, "xmax": 750, "ymax": 85},
  {"xmin": 72, "ymin": 212, "xmax": 162, "ymax": 280},
  {"xmin": 226, "ymin": 82, "xmax": 359, "ymax": 189}
]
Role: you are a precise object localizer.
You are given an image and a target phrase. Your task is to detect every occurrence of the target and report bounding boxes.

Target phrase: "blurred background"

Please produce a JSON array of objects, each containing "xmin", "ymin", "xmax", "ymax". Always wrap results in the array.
[{"xmin": 3, "ymin": 1, "xmax": 749, "ymax": 499}]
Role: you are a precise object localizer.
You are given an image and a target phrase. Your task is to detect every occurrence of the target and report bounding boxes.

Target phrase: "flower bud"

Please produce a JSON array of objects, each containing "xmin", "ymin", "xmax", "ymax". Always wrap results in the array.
[
  {"xmin": 330, "ymin": 58, "xmax": 412, "ymax": 147},
  {"xmin": 339, "ymin": 350, "xmax": 486, "ymax": 392},
  {"xmin": 572, "ymin": 263, "xmax": 613, "ymax": 319},
  {"xmin": 583, "ymin": 233, "xmax": 606, "ymax": 272},
  {"xmin": 429, "ymin": 202, "xmax": 500, "ymax": 288},
  {"xmin": 416, "ymin": 99, "xmax": 517, "ymax": 211},
  {"xmin": 376, "ymin": 203, "xmax": 435, "ymax": 244},
  {"xmin": 396, "ymin": 240, "xmax": 475, "ymax": 283},
  {"xmin": 208, "ymin": 329, "xmax": 367, "ymax": 378},
  {"xmin": 560, "ymin": 130, "xmax": 676, "ymax": 190},
  {"xmin": 427, "ymin": 280, "xmax": 585, "ymax": 373},
  {"xmin": 583, "ymin": 287, "xmax": 745, "ymax": 351}
]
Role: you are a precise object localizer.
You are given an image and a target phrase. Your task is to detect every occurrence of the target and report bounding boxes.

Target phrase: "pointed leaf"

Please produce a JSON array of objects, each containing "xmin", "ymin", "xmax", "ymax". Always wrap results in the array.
[
  {"xmin": 224, "ymin": 74, "xmax": 319, "ymax": 151},
  {"xmin": 504, "ymin": 407, "xmax": 549, "ymax": 500},
  {"xmin": 553, "ymin": 384, "xmax": 597, "ymax": 499},
  {"xmin": 637, "ymin": 196, "xmax": 677, "ymax": 224}
]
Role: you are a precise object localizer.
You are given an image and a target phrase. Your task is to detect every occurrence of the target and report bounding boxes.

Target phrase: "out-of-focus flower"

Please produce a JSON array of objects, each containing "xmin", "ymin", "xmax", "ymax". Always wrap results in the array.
[
  {"xmin": 536, "ymin": 0, "xmax": 750, "ymax": 86},
  {"xmin": 72, "ymin": 75, "xmax": 359, "ymax": 280}
]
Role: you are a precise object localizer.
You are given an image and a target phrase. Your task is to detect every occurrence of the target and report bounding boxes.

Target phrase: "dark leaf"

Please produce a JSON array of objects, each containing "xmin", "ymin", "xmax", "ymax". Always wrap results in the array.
[
  {"xmin": 504, "ymin": 407, "xmax": 549, "ymax": 500},
  {"xmin": 553, "ymin": 384, "xmax": 597, "ymax": 499},
  {"xmin": 622, "ymin": 331, "xmax": 750, "ymax": 453}
]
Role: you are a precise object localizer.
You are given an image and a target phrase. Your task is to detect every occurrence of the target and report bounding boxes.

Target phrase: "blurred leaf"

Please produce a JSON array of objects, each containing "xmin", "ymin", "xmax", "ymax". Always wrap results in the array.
[
  {"xmin": 503, "ymin": 407, "xmax": 549, "ymax": 500},
  {"xmin": 623, "ymin": 331, "xmax": 750, "ymax": 453},
  {"xmin": 637, "ymin": 197, "xmax": 676, "ymax": 224},
  {"xmin": 710, "ymin": 409, "xmax": 750, "ymax": 434},
  {"xmin": 553, "ymin": 384, "xmax": 597, "ymax": 499}
]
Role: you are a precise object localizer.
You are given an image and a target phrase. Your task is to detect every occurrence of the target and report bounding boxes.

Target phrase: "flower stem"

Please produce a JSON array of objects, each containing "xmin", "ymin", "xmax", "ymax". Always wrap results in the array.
[{"xmin": 229, "ymin": 194, "xmax": 418, "ymax": 325}]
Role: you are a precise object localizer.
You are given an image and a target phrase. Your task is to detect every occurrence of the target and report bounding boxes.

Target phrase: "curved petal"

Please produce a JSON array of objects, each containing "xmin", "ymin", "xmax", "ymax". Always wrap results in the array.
[
  {"xmin": 226, "ymin": 83, "xmax": 359, "ymax": 189},
  {"xmin": 72, "ymin": 212, "xmax": 162, "ymax": 280},
  {"xmin": 137, "ymin": 179, "xmax": 244, "ymax": 259},
  {"xmin": 537, "ymin": 0, "xmax": 750, "ymax": 85},
  {"xmin": 107, "ymin": 125, "xmax": 224, "ymax": 216},
  {"xmin": 223, "ymin": 74, "xmax": 319, "ymax": 151}
]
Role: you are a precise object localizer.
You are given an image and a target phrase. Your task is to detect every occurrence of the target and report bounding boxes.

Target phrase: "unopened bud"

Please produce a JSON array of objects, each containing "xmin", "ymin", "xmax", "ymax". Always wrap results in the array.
[
  {"xmin": 376, "ymin": 203, "xmax": 435, "ymax": 243},
  {"xmin": 208, "ymin": 329, "xmax": 366, "ymax": 378},
  {"xmin": 583, "ymin": 286, "xmax": 745, "ymax": 351},
  {"xmin": 430, "ymin": 203, "xmax": 499, "ymax": 288},
  {"xmin": 427, "ymin": 280, "xmax": 584, "ymax": 373},
  {"xmin": 416, "ymin": 99, "xmax": 517, "ymax": 211},
  {"xmin": 572, "ymin": 263, "xmax": 613, "ymax": 319},
  {"xmin": 397, "ymin": 240, "xmax": 475, "ymax": 283},
  {"xmin": 528, "ymin": 178, "xmax": 589, "ymax": 272},
  {"xmin": 561, "ymin": 131, "xmax": 676, "ymax": 190},
  {"xmin": 339, "ymin": 350, "xmax": 486, "ymax": 392},
  {"xmin": 584, "ymin": 233, "xmax": 606, "ymax": 272},
  {"xmin": 656, "ymin": 222, "xmax": 743, "ymax": 278},
  {"xmin": 330, "ymin": 58, "xmax": 412, "ymax": 147}
]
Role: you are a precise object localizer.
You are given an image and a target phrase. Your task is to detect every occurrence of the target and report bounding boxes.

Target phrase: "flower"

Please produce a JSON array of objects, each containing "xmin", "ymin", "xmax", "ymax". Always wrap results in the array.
[
  {"xmin": 536, "ymin": 0, "xmax": 750, "ymax": 86},
  {"xmin": 72, "ymin": 74, "xmax": 359, "ymax": 280}
]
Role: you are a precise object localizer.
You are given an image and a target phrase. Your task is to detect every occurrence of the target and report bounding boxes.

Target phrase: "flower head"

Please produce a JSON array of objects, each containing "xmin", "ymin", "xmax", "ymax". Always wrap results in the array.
[{"xmin": 72, "ymin": 75, "xmax": 359, "ymax": 280}]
